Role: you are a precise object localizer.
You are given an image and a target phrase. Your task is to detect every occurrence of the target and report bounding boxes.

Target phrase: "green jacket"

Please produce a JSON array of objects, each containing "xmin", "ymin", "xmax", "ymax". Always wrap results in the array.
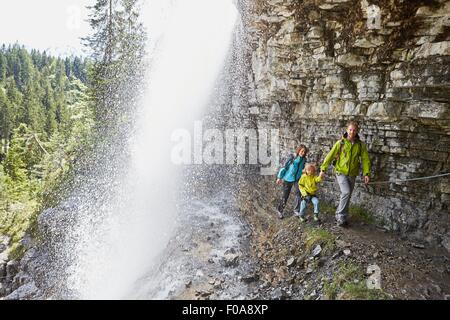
[{"xmin": 320, "ymin": 133, "xmax": 371, "ymax": 177}]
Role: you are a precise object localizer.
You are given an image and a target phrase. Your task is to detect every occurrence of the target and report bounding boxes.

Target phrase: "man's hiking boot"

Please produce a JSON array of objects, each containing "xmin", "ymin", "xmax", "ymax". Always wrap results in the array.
[
  {"xmin": 336, "ymin": 220, "xmax": 349, "ymax": 228},
  {"xmin": 276, "ymin": 210, "xmax": 284, "ymax": 219}
]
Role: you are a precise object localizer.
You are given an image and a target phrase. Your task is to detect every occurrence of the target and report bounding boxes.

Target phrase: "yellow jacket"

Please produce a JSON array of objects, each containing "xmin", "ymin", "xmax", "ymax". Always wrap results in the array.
[{"xmin": 298, "ymin": 174, "xmax": 322, "ymax": 197}]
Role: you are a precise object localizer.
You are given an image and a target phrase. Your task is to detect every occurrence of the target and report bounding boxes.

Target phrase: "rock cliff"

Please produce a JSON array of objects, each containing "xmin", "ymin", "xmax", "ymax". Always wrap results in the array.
[{"xmin": 232, "ymin": 0, "xmax": 450, "ymax": 247}]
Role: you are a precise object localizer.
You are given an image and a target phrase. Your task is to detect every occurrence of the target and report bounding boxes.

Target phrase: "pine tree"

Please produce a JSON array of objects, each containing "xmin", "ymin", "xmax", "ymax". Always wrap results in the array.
[
  {"xmin": 22, "ymin": 84, "xmax": 45, "ymax": 133},
  {"xmin": 55, "ymin": 93, "xmax": 70, "ymax": 133},
  {"xmin": 84, "ymin": 0, "xmax": 146, "ymax": 127},
  {"xmin": 0, "ymin": 164, "xmax": 9, "ymax": 208},
  {"xmin": 18, "ymin": 46, "xmax": 35, "ymax": 89},
  {"xmin": 0, "ymin": 89, "xmax": 12, "ymax": 155},
  {"xmin": 0, "ymin": 46, "xmax": 91, "ymax": 171},
  {"xmin": 3, "ymin": 124, "xmax": 29, "ymax": 183},
  {"xmin": 0, "ymin": 52, "xmax": 6, "ymax": 83},
  {"xmin": 42, "ymin": 79, "xmax": 58, "ymax": 135},
  {"xmin": 115, "ymin": 0, "xmax": 146, "ymax": 115},
  {"xmin": 5, "ymin": 77, "xmax": 23, "ymax": 128}
]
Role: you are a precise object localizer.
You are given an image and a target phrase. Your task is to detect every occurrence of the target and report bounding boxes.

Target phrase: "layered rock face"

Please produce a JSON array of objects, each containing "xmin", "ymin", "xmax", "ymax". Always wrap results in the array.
[{"xmin": 234, "ymin": 0, "xmax": 450, "ymax": 246}]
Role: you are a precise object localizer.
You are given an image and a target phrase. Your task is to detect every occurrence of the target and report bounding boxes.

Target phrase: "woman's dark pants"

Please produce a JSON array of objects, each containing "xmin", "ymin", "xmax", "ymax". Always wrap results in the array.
[{"xmin": 277, "ymin": 181, "xmax": 301, "ymax": 215}]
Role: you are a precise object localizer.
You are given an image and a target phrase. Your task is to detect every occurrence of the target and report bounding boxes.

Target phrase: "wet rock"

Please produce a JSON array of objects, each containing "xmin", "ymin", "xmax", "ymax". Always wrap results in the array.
[
  {"xmin": 0, "ymin": 262, "xmax": 6, "ymax": 279},
  {"xmin": 195, "ymin": 289, "xmax": 213, "ymax": 298},
  {"xmin": 317, "ymin": 258, "xmax": 327, "ymax": 267},
  {"xmin": 441, "ymin": 235, "xmax": 450, "ymax": 254},
  {"xmin": 271, "ymin": 287, "xmax": 285, "ymax": 300},
  {"xmin": 6, "ymin": 260, "xmax": 19, "ymax": 281},
  {"xmin": 312, "ymin": 245, "xmax": 322, "ymax": 258},
  {"xmin": 336, "ymin": 240, "xmax": 351, "ymax": 248},
  {"xmin": 0, "ymin": 235, "xmax": 10, "ymax": 253},
  {"xmin": 0, "ymin": 250, "xmax": 8, "ymax": 268},
  {"xmin": 431, "ymin": 284, "xmax": 442, "ymax": 295},
  {"xmin": 297, "ymin": 255, "xmax": 306, "ymax": 269},
  {"xmin": 287, "ymin": 257, "xmax": 296, "ymax": 267},
  {"xmin": 19, "ymin": 234, "xmax": 33, "ymax": 249},
  {"xmin": 224, "ymin": 247, "xmax": 236, "ymax": 255},
  {"xmin": 259, "ymin": 281, "xmax": 270, "ymax": 290},
  {"xmin": 411, "ymin": 243, "xmax": 426, "ymax": 249},
  {"xmin": 195, "ymin": 270, "xmax": 204, "ymax": 278},
  {"xmin": 19, "ymin": 248, "xmax": 39, "ymax": 274},
  {"xmin": 242, "ymin": 273, "xmax": 259, "ymax": 284},
  {"xmin": 214, "ymin": 278, "xmax": 224, "ymax": 287},
  {"xmin": 332, "ymin": 251, "xmax": 341, "ymax": 259},
  {"xmin": 221, "ymin": 253, "xmax": 239, "ymax": 268},
  {"xmin": 12, "ymin": 271, "xmax": 32, "ymax": 291},
  {"xmin": 3, "ymin": 281, "xmax": 40, "ymax": 300},
  {"xmin": 337, "ymin": 53, "xmax": 367, "ymax": 67}
]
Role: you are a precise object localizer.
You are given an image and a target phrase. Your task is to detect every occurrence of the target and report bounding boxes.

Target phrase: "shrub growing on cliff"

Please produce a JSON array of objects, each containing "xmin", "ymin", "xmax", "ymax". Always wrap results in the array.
[{"xmin": 304, "ymin": 226, "xmax": 336, "ymax": 253}]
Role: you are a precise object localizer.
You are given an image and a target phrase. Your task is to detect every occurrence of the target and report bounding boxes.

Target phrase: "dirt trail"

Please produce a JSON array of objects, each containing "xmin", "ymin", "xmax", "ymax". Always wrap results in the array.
[{"xmin": 237, "ymin": 178, "xmax": 450, "ymax": 300}]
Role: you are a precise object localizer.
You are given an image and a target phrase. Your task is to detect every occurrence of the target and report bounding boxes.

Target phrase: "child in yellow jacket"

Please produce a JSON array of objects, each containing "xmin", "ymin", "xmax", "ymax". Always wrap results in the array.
[{"xmin": 298, "ymin": 163, "xmax": 323, "ymax": 222}]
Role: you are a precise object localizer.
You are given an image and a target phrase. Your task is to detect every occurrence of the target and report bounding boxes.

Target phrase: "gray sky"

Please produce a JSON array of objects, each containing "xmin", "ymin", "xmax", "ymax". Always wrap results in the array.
[{"xmin": 0, "ymin": 0, "xmax": 94, "ymax": 56}]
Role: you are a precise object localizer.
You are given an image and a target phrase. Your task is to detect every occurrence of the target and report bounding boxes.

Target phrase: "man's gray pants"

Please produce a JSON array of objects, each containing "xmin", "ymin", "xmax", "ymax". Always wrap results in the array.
[{"xmin": 335, "ymin": 174, "xmax": 356, "ymax": 223}]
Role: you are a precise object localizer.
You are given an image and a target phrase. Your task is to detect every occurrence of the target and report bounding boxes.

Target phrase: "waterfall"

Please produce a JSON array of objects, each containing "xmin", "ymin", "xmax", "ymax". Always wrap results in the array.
[{"xmin": 46, "ymin": 0, "xmax": 238, "ymax": 299}]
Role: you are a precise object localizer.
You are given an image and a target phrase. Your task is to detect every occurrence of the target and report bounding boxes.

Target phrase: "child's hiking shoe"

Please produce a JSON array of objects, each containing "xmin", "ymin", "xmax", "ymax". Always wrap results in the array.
[
  {"xmin": 293, "ymin": 211, "xmax": 300, "ymax": 217},
  {"xmin": 299, "ymin": 216, "xmax": 306, "ymax": 223},
  {"xmin": 313, "ymin": 214, "xmax": 320, "ymax": 222}
]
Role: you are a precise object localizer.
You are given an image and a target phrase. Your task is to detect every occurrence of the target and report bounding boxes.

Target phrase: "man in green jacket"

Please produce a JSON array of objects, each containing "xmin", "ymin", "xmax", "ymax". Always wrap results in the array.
[{"xmin": 319, "ymin": 121, "xmax": 371, "ymax": 227}]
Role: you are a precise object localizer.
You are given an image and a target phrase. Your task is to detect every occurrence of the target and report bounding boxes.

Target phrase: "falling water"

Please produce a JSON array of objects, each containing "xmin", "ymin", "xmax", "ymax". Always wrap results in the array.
[{"xmin": 45, "ymin": 0, "xmax": 238, "ymax": 299}]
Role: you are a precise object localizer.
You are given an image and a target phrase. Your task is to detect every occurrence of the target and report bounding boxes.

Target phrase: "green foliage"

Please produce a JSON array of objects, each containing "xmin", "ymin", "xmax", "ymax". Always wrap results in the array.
[
  {"xmin": 0, "ymin": 45, "xmax": 89, "ymax": 139},
  {"xmin": 0, "ymin": 164, "xmax": 8, "ymax": 207},
  {"xmin": 0, "ymin": 88, "xmax": 12, "ymax": 154},
  {"xmin": 0, "ymin": 200, "xmax": 38, "ymax": 260},
  {"xmin": 0, "ymin": 46, "xmax": 93, "ymax": 259},
  {"xmin": 317, "ymin": 201, "xmax": 336, "ymax": 215},
  {"xmin": 349, "ymin": 205, "xmax": 376, "ymax": 224},
  {"xmin": 85, "ymin": 0, "xmax": 146, "ymax": 128},
  {"xmin": 0, "ymin": 0, "xmax": 145, "ymax": 260},
  {"xmin": 303, "ymin": 226, "xmax": 336, "ymax": 253}
]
